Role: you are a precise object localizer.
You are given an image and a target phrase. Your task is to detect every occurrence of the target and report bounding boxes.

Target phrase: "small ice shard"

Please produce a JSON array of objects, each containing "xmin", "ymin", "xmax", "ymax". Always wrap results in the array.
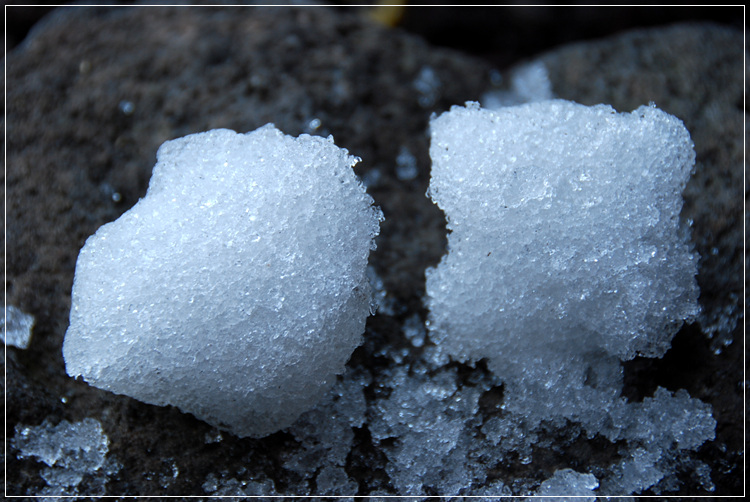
[
  {"xmin": 426, "ymin": 100, "xmax": 700, "ymax": 377},
  {"xmin": 2, "ymin": 305, "xmax": 35, "ymax": 349},
  {"xmin": 482, "ymin": 61, "xmax": 554, "ymax": 109},
  {"xmin": 63, "ymin": 125, "xmax": 382, "ymax": 438}
]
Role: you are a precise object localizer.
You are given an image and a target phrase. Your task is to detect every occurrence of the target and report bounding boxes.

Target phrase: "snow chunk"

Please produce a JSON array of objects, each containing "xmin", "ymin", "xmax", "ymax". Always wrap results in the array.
[
  {"xmin": 423, "ymin": 100, "xmax": 711, "ymax": 496},
  {"xmin": 3, "ymin": 305, "xmax": 35, "ymax": 349},
  {"xmin": 612, "ymin": 387, "xmax": 716, "ymax": 449},
  {"xmin": 426, "ymin": 100, "xmax": 700, "ymax": 377},
  {"xmin": 63, "ymin": 125, "xmax": 382, "ymax": 438},
  {"xmin": 12, "ymin": 418, "xmax": 113, "ymax": 495},
  {"xmin": 532, "ymin": 469, "xmax": 598, "ymax": 501}
]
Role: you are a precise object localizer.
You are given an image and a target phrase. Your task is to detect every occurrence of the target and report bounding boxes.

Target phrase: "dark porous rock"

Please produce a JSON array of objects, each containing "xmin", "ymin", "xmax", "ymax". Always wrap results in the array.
[{"xmin": 5, "ymin": 3, "xmax": 742, "ymax": 497}]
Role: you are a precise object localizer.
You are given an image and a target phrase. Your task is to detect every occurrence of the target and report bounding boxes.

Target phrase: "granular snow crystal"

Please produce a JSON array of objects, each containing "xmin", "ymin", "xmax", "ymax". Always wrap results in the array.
[
  {"xmin": 426, "ymin": 100, "xmax": 700, "ymax": 377},
  {"xmin": 420, "ymin": 100, "xmax": 713, "ymax": 496},
  {"xmin": 63, "ymin": 125, "xmax": 382, "ymax": 438},
  {"xmin": 12, "ymin": 418, "xmax": 114, "ymax": 495}
]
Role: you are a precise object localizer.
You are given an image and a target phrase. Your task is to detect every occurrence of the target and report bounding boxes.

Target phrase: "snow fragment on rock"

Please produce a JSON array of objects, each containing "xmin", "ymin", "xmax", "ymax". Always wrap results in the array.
[
  {"xmin": 532, "ymin": 468, "xmax": 599, "ymax": 501},
  {"xmin": 426, "ymin": 100, "xmax": 700, "ymax": 377},
  {"xmin": 12, "ymin": 418, "xmax": 114, "ymax": 495},
  {"xmin": 63, "ymin": 125, "xmax": 382, "ymax": 438},
  {"xmin": 282, "ymin": 368, "xmax": 369, "ymax": 494},
  {"xmin": 368, "ymin": 363, "xmax": 498, "ymax": 495},
  {"xmin": 2, "ymin": 305, "xmax": 35, "ymax": 349},
  {"xmin": 482, "ymin": 60, "xmax": 554, "ymax": 109}
]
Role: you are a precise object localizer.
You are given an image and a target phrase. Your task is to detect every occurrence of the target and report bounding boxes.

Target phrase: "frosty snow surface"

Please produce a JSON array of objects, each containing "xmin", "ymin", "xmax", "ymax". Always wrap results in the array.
[
  {"xmin": 63, "ymin": 125, "xmax": 383, "ymax": 438},
  {"xmin": 11, "ymin": 418, "xmax": 116, "ymax": 495},
  {"xmin": 421, "ymin": 100, "xmax": 713, "ymax": 495},
  {"xmin": 427, "ymin": 100, "xmax": 700, "ymax": 373}
]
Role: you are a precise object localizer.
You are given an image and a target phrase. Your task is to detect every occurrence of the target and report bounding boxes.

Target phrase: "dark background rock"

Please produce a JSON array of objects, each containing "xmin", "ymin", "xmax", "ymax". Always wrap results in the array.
[{"xmin": 4, "ymin": 4, "xmax": 743, "ymax": 497}]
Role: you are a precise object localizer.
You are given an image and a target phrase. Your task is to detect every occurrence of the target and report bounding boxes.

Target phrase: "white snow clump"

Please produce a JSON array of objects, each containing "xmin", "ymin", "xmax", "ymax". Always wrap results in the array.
[
  {"xmin": 421, "ymin": 100, "xmax": 713, "ymax": 496},
  {"xmin": 63, "ymin": 125, "xmax": 382, "ymax": 438},
  {"xmin": 426, "ymin": 100, "xmax": 700, "ymax": 376}
]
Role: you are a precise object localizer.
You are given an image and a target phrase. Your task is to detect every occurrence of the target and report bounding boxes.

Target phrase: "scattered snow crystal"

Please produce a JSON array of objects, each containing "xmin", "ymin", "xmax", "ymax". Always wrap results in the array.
[
  {"xmin": 532, "ymin": 469, "xmax": 598, "ymax": 501},
  {"xmin": 12, "ymin": 418, "xmax": 113, "ymax": 495},
  {"xmin": 426, "ymin": 100, "xmax": 700, "ymax": 376},
  {"xmin": 63, "ymin": 125, "xmax": 382, "ymax": 438},
  {"xmin": 369, "ymin": 363, "xmax": 499, "ymax": 495}
]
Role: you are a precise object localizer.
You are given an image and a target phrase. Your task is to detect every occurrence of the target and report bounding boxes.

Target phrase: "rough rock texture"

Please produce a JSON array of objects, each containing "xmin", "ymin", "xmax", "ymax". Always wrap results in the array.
[{"xmin": 5, "ymin": 4, "xmax": 742, "ymax": 497}]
